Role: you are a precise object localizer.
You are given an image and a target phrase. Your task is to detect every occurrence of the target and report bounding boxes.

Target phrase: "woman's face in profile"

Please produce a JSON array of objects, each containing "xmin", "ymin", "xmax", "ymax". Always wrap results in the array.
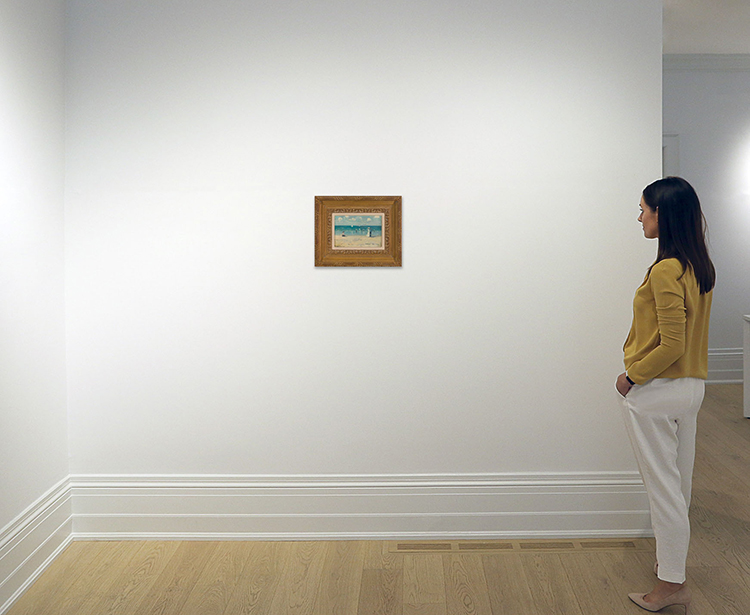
[{"xmin": 638, "ymin": 196, "xmax": 659, "ymax": 239}]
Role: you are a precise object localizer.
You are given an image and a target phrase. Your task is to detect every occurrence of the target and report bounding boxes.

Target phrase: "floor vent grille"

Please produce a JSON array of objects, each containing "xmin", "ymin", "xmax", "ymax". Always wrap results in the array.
[{"xmin": 391, "ymin": 538, "xmax": 653, "ymax": 554}]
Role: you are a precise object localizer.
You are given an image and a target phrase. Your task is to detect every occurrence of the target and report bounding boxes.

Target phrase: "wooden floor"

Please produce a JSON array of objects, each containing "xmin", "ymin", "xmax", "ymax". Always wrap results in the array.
[{"xmin": 7, "ymin": 384, "xmax": 749, "ymax": 615}]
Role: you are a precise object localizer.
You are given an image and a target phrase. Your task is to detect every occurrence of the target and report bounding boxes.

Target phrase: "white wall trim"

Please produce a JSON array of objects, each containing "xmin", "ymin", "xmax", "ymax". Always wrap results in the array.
[
  {"xmin": 664, "ymin": 54, "xmax": 750, "ymax": 71},
  {"xmin": 0, "ymin": 478, "xmax": 73, "ymax": 615},
  {"xmin": 69, "ymin": 473, "xmax": 651, "ymax": 541},
  {"xmin": 708, "ymin": 348, "xmax": 744, "ymax": 384}
]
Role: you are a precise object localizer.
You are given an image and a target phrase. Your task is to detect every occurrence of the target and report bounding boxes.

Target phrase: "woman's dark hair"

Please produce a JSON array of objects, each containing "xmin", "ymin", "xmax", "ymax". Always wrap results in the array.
[{"xmin": 642, "ymin": 176, "xmax": 715, "ymax": 294}]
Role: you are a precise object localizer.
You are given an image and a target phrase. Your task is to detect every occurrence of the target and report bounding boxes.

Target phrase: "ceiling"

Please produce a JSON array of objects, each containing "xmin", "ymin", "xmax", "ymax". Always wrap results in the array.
[{"xmin": 664, "ymin": 0, "xmax": 750, "ymax": 54}]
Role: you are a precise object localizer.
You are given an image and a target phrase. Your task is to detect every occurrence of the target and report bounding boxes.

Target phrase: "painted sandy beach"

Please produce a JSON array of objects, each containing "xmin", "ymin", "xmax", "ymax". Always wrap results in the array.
[{"xmin": 332, "ymin": 214, "xmax": 384, "ymax": 249}]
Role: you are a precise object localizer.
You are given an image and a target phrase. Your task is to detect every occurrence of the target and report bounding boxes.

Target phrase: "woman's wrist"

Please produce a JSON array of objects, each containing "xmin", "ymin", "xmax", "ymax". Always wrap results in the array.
[
  {"xmin": 616, "ymin": 372, "xmax": 633, "ymax": 397},
  {"xmin": 625, "ymin": 375, "xmax": 635, "ymax": 386}
]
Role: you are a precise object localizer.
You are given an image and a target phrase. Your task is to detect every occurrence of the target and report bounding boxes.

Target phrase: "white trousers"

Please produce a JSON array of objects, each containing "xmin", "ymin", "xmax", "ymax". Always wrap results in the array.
[{"xmin": 621, "ymin": 377, "xmax": 705, "ymax": 584}]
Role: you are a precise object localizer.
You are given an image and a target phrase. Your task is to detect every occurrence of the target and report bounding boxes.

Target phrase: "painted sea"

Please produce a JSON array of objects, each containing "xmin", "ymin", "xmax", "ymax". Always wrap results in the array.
[{"xmin": 333, "ymin": 215, "xmax": 384, "ymax": 249}]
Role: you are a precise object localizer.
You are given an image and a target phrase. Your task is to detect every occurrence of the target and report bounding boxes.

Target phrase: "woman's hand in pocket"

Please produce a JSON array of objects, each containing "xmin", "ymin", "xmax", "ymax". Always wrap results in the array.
[{"xmin": 616, "ymin": 372, "xmax": 633, "ymax": 397}]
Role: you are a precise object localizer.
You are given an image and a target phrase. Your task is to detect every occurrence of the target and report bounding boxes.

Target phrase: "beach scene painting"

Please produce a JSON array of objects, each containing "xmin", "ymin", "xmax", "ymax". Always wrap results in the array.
[{"xmin": 332, "ymin": 213, "xmax": 384, "ymax": 250}]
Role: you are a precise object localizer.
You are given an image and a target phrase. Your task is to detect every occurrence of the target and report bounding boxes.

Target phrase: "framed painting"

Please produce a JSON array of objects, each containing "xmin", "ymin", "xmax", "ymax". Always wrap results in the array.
[{"xmin": 315, "ymin": 196, "xmax": 402, "ymax": 267}]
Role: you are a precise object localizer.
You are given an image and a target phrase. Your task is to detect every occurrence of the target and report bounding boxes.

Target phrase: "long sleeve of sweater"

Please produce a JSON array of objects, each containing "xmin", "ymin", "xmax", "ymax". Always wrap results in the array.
[{"xmin": 623, "ymin": 258, "xmax": 711, "ymax": 384}]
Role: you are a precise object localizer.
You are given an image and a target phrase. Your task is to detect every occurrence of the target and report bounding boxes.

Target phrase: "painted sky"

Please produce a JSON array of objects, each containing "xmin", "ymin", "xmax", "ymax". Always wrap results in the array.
[{"xmin": 334, "ymin": 214, "xmax": 383, "ymax": 227}]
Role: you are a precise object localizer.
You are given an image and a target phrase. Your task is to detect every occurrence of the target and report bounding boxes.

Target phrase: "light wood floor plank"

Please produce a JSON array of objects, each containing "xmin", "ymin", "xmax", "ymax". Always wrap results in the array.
[
  {"xmin": 46, "ymin": 541, "xmax": 146, "ymax": 615},
  {"xmin": 223, "ymin": 541, "xmax": 284, "ymax": 615},
  {"xmin": 314, "ymin": 541, "xmax": 365, "ymax": 615},
  {"xmin": 134, "ymin": 540, "xmax": 219, "ymax": 615},
  {"xmin": 403, "ymin": 553, "xmax": 445, "ymax": 612},
  {"xmin": 690, "ymin": 491, "xmax": 750, "ymax": 577},
  {"xmin": 689, "ymin": 565, "xmax": 750, "ymax": 615},
  {"xmin": 357, "ymin": 568, "xmax": 403, "ymax": 615},
  {"xmin": 693, "ymin": 441, "xmax": 750, "ymax": 499},
  {"xmin": 519, "ymin": 553, "xmax": 583, "ymax": 615},
  {"xmin": 702, "ymin": 384, "xmax": 745, "ymax": 435},
  {"xmin": 364, "ymin": 541, "xmax": 402, "ymax": 571},
  {"xmin": 267, "ymin": 541, "xmax": 327, "ymax": 615},
  {"xmin": 442, "ymin": 554, "xmax": 492, "ymax": 615},
  {"xmin": 593, "ymin": 551, "xmax": 658, "ymax": 608},
  {"xmin": 688, "ymin": 506, "xmax": 727, "ymax": 569},
  {"xmin": 696, "ymin": 412, "xmax": 750, "ymax": 484},
  {"xmin": 178, "ymin": 540, "xmax": 253, "ymax": 615},
  {"xmin": 80, "ymin": 541, "xmax": 180, "ymax": 615},
  {"xmin": 482, "ymin": 552, "xmax": 535, "ymax": 614},
  {"xmin": 682, "ymin": 568, "xmax": 722, "ymax": 615},
  {"xmin": 559, "ymin": 552, "xmax": 633, "ymax": 614}
]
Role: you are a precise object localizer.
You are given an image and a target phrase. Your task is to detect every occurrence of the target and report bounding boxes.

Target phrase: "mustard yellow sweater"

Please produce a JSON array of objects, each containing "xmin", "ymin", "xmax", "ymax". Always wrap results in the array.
[{"xmin": 623, "ymin": 258, "xmax": 712, "ymax": 384}]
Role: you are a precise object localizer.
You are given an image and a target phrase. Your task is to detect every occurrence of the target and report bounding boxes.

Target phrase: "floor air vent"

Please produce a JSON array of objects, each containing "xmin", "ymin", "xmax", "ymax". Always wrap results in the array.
[{"xmin": 391, "ymin": 538, "xmax": 652, "ymax": 554}]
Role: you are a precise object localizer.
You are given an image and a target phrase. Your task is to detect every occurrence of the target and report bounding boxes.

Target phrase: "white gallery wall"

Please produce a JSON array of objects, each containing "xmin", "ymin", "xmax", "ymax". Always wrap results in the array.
[
  {"xmin": 0, "ymin": 0, "xmax": 68, "ymax": 543},
  {"xmin": 664, "ymin": 56, "xmax": 750, "ymax": 382},
  {"xmin": 62, "ymin": 0, "xmax": 662, "ymax": 538},
  {"xmin": 0, "ymin": 0, "xmax": 70, "ymax": 608}
]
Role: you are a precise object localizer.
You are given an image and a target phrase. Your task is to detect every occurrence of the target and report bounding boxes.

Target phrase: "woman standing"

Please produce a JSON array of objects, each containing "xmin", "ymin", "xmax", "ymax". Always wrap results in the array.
[{"xmin": 616, "ymin": 177, "xmax": 715, "ymax": 614}]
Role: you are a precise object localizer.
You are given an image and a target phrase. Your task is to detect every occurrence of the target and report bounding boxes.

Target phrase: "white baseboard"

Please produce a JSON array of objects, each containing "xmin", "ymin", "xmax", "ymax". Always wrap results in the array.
[
  {"xmin": 0, "ymin": 478, "xmax": 73, "ymax": 615},
  {"xmin": 663, "ymin": 54, "xmax": 750, "ymax": 71},
  {"xmin": 69, "ymin": 473, "xmax": 651, "ymax": 541},
  {"xmin": 708, "ymin": 348, "xmax": 743, "ymax": 384}
]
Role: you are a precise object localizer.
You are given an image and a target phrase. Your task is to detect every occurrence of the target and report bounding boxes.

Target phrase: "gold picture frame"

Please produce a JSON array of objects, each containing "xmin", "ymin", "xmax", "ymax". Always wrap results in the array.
[{"xmin": 315, "ymin": 196, "xmax": 402, "ymax": 267}]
